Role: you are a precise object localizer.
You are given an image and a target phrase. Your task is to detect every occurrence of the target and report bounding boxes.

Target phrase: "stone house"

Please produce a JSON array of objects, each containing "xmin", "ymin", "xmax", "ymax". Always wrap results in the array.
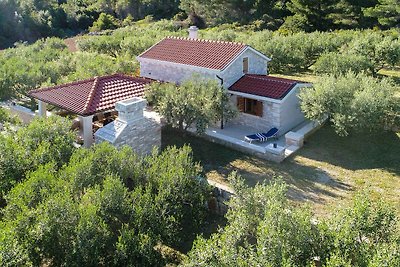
[{"xmin": 137, "ymin": 26, "xmax": 311, "ymax": 135}]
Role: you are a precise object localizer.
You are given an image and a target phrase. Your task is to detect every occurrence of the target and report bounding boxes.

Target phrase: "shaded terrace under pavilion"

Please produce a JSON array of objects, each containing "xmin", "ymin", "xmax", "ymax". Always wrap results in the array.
[{"xmin": 29, "ymin": 74, "xmax": 153, "ymax": 147}]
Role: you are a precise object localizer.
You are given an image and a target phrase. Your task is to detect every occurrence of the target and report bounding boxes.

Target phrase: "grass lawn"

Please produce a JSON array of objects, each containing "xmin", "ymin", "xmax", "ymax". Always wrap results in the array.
[{"xmin": 162, "ymin": 125, "xmax": 400, "ymax": 218}]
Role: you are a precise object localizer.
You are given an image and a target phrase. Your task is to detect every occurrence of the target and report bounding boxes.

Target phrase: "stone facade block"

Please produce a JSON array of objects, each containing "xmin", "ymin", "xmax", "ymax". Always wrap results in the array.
[
  {"xmin": 115, "ymin": 97, "xmax": 146, "ymax": 123},
  {"xmin": 285, "ymin": 131, "xmax": 304, "ymax": 147},
  {"xmin": 140, "ymin": 59, "xmax": 218, "ymax": 85}
]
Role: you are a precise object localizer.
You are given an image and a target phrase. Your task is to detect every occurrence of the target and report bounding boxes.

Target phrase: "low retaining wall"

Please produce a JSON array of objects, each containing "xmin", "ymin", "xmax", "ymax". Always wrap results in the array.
[{"xmin": 5, "ymin": 104, "xmax": 35, "ymax": 124}]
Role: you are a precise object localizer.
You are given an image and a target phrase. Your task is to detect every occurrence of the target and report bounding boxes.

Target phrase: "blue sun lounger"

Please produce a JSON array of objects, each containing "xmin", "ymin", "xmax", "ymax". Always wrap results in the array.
[{"xmin": 244, "ymin": 127, "xmax": 278, "ymax": 143}]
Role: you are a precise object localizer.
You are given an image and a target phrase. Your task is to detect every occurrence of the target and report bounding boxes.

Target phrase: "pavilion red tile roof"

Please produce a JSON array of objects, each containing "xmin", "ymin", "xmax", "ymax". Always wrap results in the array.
[
  {"xmin": 229, "ymin": 74, "xmax": 306, "ymax": 100},
  {"xmin": 138, "ymin": 37, "xmax": 248, "ymax": 70},
  {"xmin": 29, "ymin": 74, "xmax": 153, "ymax": 116}
]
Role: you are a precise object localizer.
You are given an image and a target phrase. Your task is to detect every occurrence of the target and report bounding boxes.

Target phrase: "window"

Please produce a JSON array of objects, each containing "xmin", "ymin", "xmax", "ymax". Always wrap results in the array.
[
  {"xmin": 242, "ymin": 57, "xmax": 249, "ymax": 74},
  {"xmin": 237, "ymin": 96, "xmax": 263, "ymax": 117}
]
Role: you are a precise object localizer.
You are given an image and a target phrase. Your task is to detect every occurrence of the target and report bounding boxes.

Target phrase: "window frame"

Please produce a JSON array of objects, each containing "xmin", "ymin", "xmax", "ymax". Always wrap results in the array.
[{"xmin": 237, "ymin": 96, "xmax": 263, "ymax": 117}]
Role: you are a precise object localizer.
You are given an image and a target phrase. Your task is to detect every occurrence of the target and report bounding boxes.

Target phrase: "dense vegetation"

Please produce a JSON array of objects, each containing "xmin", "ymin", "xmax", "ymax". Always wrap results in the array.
[
  {"xmin": 183, "ymin": 174, "xmax": 400, "ymax": 266},
  {"xmin": 0, "ymin": 4, "xmax": 399, "ymax": 264},
  {"xmin": 0, "ymin": 117, "xmax": 209, "ymax": 266},
  {"xmin": 0, "ymin": 37, "xmax": 135, "ymax": 99},
  {"xmin": 1, "ymin": 117, "xmax": 399, "ymax": 266},
  {"xmin": 300, "ymin": 72, "xmax": 400, "ymax": 136},
  {"xmin": 1, "ymin": 0, "xmax": 399, "ymax": 48}
]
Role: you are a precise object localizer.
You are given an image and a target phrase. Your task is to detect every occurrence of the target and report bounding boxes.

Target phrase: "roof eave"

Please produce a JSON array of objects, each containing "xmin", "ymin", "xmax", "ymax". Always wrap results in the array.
[{"xmin": 227, "ymin": 90, "xmax": 283, "ymax": 103}]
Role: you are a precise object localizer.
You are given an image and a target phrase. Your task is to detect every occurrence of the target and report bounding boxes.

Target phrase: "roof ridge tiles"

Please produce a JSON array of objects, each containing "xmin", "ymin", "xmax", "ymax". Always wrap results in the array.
[
  {"xmin": 82, "ymin": 76, "xmax": 99, "ymax": 114},
  {"xmin": 246, "ymin": 74, "xmax": 301, "ymax": 84},
  {"xmin": 164, "ymin": 35, "xmax": 245, "ymax": 46}
]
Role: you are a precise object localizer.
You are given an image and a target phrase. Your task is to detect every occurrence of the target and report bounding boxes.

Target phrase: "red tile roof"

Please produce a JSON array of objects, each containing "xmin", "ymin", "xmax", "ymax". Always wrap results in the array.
[
  {"xmin": 29, "ymin": 74, "xmax": 153, "ymax": 116},
  {"xmin": 229, "ymin": 74, "xmax": 305, "ymax": 100},
  {"xmin": 138, "ymin": 37, "xmax": 247, "ymax": 70}
]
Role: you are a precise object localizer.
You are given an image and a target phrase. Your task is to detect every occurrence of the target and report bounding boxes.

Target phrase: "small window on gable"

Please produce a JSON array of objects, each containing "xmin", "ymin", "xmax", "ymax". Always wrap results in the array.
[{"xmin": 243, "ymin": 57, "xmax": 249, "ymax": 74}]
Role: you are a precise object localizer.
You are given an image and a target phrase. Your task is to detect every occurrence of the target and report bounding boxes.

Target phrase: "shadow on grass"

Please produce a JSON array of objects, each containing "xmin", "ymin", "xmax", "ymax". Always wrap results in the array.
[
  {"xmin": 162, "ymin": 126, "xmax": 353, "ymax": 205},
  {"xmin": 298, "ymin": 125, "xmax": 400, "ymax": 176},
  {"xmin": 161, "ymin": 126, "xmax": 249, "ymax": 172}
]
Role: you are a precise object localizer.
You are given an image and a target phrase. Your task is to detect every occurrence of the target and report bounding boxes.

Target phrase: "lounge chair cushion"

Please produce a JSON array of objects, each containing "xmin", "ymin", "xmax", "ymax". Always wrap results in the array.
[{"xmin": 245, "ymin": 127, "xmax": 278, "ymax": 143}]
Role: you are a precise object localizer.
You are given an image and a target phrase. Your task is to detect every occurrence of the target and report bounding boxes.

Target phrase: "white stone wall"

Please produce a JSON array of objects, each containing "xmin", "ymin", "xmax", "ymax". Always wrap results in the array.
[
  {"xmin": 95, "ymin": 117, "xmax": 161, "ymax": 156},
  {"xmin": 221, "ymin": 49, "xmax": 268, "ymax": 88},
  {"xmin": 139, "ymin": 59, "xmax": 219, "ymax": 84},
  {"xmin": 278, "ymin": 86, "xmax": 306, "ymax": 134},
  {"xmin": 95, "ymin": 98, "xmax": 161, "ymax": 156},
  {"xmin": 229, "ymin": 86, "xmax": 308, "ymax": 135},
  {"xmin": 229, "ymin": 95, "xmax": 281, "ymax": 133}
]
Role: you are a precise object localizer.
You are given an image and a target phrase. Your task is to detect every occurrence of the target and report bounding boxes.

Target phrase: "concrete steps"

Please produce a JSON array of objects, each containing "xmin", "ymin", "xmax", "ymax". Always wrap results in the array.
[{"xmin": 285, "ymin": 145, "xmax": 300, "ymax": 157}]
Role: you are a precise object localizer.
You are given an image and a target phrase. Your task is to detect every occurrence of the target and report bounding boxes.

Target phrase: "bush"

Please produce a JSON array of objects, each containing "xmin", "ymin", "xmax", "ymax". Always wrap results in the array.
[
  {"xmin": 0, "ymin": 143, "xmax": 210, "ymax": 266},
  {"xmin": 314, "ymin": 52, "xmax": 374, "ymax": 76},
  {"xmin": 183, "ymin": 175, "xmax": 400, "ymax": 267},
  {"xmin": 0, "ymin": 116, "xmax": 76, "ymax": 197},
  {"xmin": 90, "ymin": 13, "xmax": 120, "ymax": 32},
  {"xmin": 279, "ymin": 14, "xmax": 310, "ymax": 33},
  {"xmin": 299, "ymin": 72, "xmax": 400, "ymax": 136}
]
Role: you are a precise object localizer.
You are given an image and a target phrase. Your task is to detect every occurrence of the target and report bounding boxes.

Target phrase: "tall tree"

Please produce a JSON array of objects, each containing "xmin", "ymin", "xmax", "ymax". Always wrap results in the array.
[
  {"xmin": 286, "ymin": 0, "xmax": 340, "ymax": 30},
  {"xmin": 330, "ymin": 0, "xmax": 378, "ymax": 29},
  {"xmin": 180, "ymin": 0, "xmax": 281, "ymax": 25},
  {"xmin": 364, "ymin": 0, "xmax": 400, "ymax": 28}
]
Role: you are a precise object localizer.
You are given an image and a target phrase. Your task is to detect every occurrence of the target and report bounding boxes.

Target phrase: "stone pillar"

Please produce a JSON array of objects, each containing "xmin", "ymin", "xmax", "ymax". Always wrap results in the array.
[
  {"xmin": 80, "ymin": 115, "xmax": 94, "ymax": 148},
  {"xmin": 38, "ymin": 100, "xmax": 47, "ymax": 117},
  {"xmin": 285, "ymin": 131, "xmax": 304, "ymax": 147}
]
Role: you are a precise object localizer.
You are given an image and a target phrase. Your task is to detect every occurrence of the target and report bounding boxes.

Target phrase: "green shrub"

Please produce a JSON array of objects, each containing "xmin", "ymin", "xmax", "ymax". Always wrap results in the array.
[
  {"xmin": 90, "ymin": 13, "xmax": 120, "ymax": 32},
  {"xmin": 314, "ymin": 52, "xmax": 373, "ymax": 76}
]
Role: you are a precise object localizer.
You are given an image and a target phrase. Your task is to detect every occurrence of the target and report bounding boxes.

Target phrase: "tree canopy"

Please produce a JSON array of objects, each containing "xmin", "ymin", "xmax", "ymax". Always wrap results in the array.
[
  {"xmin": 1, "ymin": 0, "xmax": 399, "ymax": 48},
  {"xmin": 146, "ymin": 77, "xmax": 237, "ymax": 134},
  {"xmin": 299, "ymin": 72, "xmax": 400, "ymax": 136},
  {"xmin": 0, "ymin": 142, "xmax": 210, "ymax": 266},
  {"xmin": 0, "ymin": 115, "xmax": 76, "ymax": 198},
  {"xmin": 182, "ymin": 173, "xmax": 400, "ymax": 266}
]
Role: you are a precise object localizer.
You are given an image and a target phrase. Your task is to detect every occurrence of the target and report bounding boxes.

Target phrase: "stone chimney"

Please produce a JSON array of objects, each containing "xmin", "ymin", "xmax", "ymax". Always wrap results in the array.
[
  {"xmin": 115, "ymin": 97, "xmax": 146, "ymax": 124},
  {"xmin": 188, "ymin": 26, "xmax": 199, "ymax": 39},
  {"xmin": 94, "ymin": 97, "xmax": 161, "ymax": 156}
]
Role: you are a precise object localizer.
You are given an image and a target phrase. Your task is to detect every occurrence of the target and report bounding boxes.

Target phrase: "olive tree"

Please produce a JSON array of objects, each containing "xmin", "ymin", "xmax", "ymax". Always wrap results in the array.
[
  {"xmin": 0, "ymin": 115, "xmax": 76, "ymax": 197},
  {"xmin": 0, "ymin": 142, "xmax": 210, "ymax": 266},
  {"xmin": 299, "ymin": 72, "xmax": 400, "ymax": 136},
  {"xmin": 146, "ymin": 77, "xmax": 237, "ymax": 134},
  {"xmin": 182, "ymin": 174, "xmax": 400, "ymax": 267}
]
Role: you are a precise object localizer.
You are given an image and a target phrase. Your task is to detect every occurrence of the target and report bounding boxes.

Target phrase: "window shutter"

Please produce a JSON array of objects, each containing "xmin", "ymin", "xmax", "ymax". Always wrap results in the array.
[
  {"xmin": 243, "ymin": 57, "xmax": 249, "ymax": 73},
  {"xmin": 237, "ymin": 96, "xmax": 244, "ymax": 112},
  {"xmin": 255, "ymin": 101, "xmax": 263, "ymax": 117}
]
